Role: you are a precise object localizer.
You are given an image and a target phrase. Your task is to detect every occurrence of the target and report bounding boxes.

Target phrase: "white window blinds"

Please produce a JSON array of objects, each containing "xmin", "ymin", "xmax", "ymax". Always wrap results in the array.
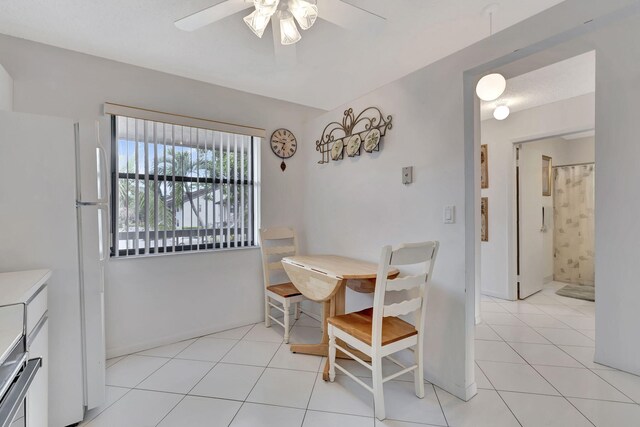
[{"xmin": 109, "ymin": 110, "xmax": 261, "ymax": 257}]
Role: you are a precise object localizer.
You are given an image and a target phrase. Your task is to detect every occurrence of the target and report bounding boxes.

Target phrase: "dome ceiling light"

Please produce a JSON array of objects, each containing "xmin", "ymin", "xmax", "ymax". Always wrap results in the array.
[
  {"xmin": 476, "ymin": 73, "xmax": 507, "ymax": 102},
  {"xmin": 493, "ymin": 105, "xmax": 510, "ymax": 121},
  {"xmin": 476, "ymin": 5, "xmax": 507, "ymax": 102}
]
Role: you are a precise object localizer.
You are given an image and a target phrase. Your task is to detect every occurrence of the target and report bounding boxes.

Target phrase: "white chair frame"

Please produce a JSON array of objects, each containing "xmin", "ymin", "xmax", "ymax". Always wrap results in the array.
[
  {"xmin": 328, "ymin": 241, "xmax": 439, "ymax": 420},
  {"xmin": 260, "ymin": 226, "xmax": 308, "ymax": 343}
]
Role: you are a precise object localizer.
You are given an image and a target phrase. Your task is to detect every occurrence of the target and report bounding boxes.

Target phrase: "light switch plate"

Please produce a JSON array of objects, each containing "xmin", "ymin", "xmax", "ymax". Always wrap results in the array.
[
  {"xmin": 444, "ymin": 205, "xmax": 455, "ymax": 224},
  {"xmin": 402, "ymin": 166, "xmax": 413, "ymax": 185}
]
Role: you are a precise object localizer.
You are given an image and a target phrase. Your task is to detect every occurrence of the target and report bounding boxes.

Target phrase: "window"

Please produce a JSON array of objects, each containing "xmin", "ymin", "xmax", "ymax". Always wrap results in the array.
[{"xmin": 111, "ymin": 115, "xmax": 259, "ymax": 257}]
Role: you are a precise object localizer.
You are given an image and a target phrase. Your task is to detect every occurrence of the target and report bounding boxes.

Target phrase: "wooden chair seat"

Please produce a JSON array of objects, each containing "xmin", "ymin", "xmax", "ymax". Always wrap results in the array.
[
  {"xmin": 266, "ymin": 282, "xmax": 302, "ymax": 298},
  {"xmin": 328, "ymin": 307, "xmax": 417, "ymax": 346}
]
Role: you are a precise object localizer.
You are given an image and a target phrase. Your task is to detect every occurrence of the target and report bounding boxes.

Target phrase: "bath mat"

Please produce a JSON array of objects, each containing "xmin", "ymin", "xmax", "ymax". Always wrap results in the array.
[{"xmin": 556, "ymin": 283, "xmax": 595, "ymax": 301}]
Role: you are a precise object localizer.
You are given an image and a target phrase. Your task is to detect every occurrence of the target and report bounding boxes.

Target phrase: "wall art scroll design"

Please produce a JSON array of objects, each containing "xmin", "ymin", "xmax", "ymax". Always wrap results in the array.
[{"xmin": 315, "ymin": 107, "xmax": 393, "ymax": 164}]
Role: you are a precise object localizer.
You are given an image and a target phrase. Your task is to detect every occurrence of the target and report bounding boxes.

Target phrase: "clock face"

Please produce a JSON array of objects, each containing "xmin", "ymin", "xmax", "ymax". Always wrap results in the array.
[{"xmin": 270, "ymin": 128, "xmax": 297, "ymax": 159}]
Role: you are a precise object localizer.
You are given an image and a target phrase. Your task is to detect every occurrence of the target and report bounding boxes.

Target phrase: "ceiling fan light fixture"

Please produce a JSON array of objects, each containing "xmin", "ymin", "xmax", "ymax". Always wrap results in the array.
[
  {"xmin": 243, "ymin": 8, "xmax": 274, "ymax": 38},
  {"xmin": 290, "ymin": 0, "xmax": 318, "ymax": 30},
  {"xmin": 254, "ymin": 0, "xmax": 279, "ymax": 13},
  {"xmin": 280, "ymin": 12, "xmax": 302, "ymax": 45}
]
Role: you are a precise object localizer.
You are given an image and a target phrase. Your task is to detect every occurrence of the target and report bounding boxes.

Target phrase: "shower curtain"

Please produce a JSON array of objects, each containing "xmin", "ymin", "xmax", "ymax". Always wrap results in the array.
[{"xmin": 553, "ymin": 164, "xmax": 595, "ymax": 286}]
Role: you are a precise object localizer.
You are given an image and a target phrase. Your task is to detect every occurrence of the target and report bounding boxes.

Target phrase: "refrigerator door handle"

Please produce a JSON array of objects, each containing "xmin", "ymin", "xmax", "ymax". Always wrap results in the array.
[{"xmin": 97, "ymin": 144, "xmax": 109, "ymax": 205}]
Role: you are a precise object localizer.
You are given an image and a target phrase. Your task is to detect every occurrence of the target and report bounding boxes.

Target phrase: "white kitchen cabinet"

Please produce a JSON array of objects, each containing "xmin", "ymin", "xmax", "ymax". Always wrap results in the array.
[
  {"xmin": 26, "ymin": 317, "xmax": 48, "ymax": 427},
  {"xmin": 0, "ymin": 270, "xmax": 50, "ymax": 427}
]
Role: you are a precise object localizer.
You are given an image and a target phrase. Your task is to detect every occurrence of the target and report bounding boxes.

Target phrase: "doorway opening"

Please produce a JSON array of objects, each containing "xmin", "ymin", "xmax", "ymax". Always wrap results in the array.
[
  {"xmin": 476, "ymin": 50, "xmax": 596, "ymax": 305},
  {"xmin": 470, "ymin": 49, "xmax": 599, "ymax": 391},
  {"xmin": 514, "ymin": 133, "xmax": 596, "ymax": 301}
]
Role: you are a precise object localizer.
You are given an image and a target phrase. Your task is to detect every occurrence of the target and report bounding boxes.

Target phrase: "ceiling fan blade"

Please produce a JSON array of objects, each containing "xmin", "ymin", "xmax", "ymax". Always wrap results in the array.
[
  {"xmin": 175, "ymin": 0, "xmax": 254, "ymax": 32},
  {"xmin": 271, "ymin": 17, "xmax": 297, "ymax": 67},
  {"xmin": 316, "ymin": 0, "xmax": 385, "ymax": 31}
]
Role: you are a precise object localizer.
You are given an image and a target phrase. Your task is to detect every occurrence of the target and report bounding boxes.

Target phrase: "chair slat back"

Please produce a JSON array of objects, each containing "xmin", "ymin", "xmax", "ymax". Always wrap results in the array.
[
  {"xmin": 383, "ymin": 297, "xmax": 423, "ymax": 317},
  {"xmin": 390, "ymin": 243, "xmax": 437, "ymax": 266},
  {"xmin": 371, "ymin": 241, "xmax": 439, "ymax": 348},
  {"xmin": 259, "ymin": 227, "xmax": 298, "ymax": 288},
  {"xmin": 264, "ymin": 245, "xmax": 296, "ymax": 256},
  {"xmin": 384, "ymin": 275, "xmax": 425, "ymax": 292}
]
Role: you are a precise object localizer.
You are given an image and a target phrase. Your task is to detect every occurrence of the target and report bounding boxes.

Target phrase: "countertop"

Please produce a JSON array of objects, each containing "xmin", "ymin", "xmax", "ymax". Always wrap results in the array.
[{"xmin": 0, "ymin": 269, "xmax": 52, "ymax": 306}]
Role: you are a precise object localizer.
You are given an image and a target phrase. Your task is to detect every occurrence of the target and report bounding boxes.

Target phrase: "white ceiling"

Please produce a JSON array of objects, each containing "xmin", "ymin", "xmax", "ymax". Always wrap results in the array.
[
  {"xmin": 481, "ymin": 50, "xmax": 596, "ymax": 120},
  {"xmin": 0, "ymin": 0, "xmax": 566, "ymax": 110}
]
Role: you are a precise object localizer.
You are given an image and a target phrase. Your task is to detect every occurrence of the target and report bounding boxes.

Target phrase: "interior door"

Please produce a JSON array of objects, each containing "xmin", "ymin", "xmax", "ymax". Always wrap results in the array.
[{"xmin": 518, "ymin": 144, "xmax": 545, "ymax": 299}]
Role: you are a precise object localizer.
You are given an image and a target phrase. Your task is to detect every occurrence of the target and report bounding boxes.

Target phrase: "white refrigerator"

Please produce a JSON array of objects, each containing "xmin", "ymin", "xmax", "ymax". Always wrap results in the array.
[{"xmin": 0, "ymin": 111, "xmax": 107, "ymax": 426}]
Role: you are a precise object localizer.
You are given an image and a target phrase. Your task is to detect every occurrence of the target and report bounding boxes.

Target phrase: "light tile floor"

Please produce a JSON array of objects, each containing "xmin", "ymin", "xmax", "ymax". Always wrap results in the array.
[
  {"xmin": 83, "ymin": 282, "xmax": 640, "ymax": 426},
  {"xmin": 476, "ymin": 282, "xmax": 640, "ymax": 426}
]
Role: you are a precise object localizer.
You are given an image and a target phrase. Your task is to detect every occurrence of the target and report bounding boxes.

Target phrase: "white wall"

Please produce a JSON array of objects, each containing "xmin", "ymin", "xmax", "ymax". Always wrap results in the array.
[
  {"xmin": 474, "ymin": 2, "xmax": 640, "ymax": 376},
  {"xmin": 302, "ymin": 0, "xmax": 640, "ymax": 399},
  {"xmin": 0, "ymin": 64, "xmax": 12, "ymax": 111},
  {"xmin": 480, "ymin": 94, "xmax": 595, "ymax": 299},
  {"xmin": 592, "ymin": 12, "xmax": 640, "ymax": 375},
  {"xmin": 301, "ymin": 68, "xmax": 472, "ymax": 399},
  {"xmin": 0, "ymin": 34, "xmax": 323, "ymax": 360}
]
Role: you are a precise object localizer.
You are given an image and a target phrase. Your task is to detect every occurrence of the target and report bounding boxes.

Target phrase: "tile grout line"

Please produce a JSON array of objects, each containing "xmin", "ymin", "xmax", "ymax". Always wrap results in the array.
[
  {"xmin": 90, "ymin": 355, "xmax": 173, "ymax": 425},
  {"xmin": 115, "ymin": 327, "xmax": 250, "ymax": 427},
  {"xmin": 300, "ymin": 366, "xmax": 321, "ymax": 427},
  {"xmin": 493, "ymin": 390, "xmax": 524, "ymax": 427},
  {"xmin": 152, "ymin": 324, "xmax": 260, "ymax": 427},
  {"xmin": 485, "ymin": 315, "xmax": 599, "ymax": 425},
  {"xmin": 588, "ymin": 368, "xmax": 639, "ymax": 405},
  {"xmin": 484, "ymin": 290, "xmax": 637, "ymax": 408},
  {"xmin": 431, "ymin": 385, "xmax": 451, "ymax": 427},
  {"xmin": 81, "ymin": 386, "xmax": 134, "ymax": 426},
  {"xmin": 226, "ymin": 338, "xmax": 287, "ymax": 426},
  {"xmin": 484, "ymin": 320, "xmax": 597, "ymax": 425},
  {"xmin": 526, "ymin": 364, "xmax": 597, "ymax": 426}
]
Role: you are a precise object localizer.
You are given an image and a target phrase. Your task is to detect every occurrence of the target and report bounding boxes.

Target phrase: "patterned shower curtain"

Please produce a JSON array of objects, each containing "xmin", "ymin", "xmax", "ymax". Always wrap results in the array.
[{"xmin": 553, "ymin": 164, "xmax": 595, "ymax": 286}]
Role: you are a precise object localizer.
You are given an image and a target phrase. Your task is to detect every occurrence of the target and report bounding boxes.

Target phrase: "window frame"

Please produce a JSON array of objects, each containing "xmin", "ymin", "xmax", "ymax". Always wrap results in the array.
[{"xmin": 110, "ymin": 115, "xmax": 259, "ymax": 258}]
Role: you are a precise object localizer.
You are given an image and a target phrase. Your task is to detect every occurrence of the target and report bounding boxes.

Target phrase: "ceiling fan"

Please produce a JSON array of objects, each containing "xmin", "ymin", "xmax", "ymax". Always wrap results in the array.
[{"xmin": 175, "ymin": 0, "xmax": 384, "ymax": 64}]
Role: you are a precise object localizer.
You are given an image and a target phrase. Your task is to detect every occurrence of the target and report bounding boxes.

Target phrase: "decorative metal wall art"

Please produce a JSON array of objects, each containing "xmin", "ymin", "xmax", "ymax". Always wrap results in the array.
[{"xmin": 315, "ymin": 107, "xmax": 393, "ymax": 164}]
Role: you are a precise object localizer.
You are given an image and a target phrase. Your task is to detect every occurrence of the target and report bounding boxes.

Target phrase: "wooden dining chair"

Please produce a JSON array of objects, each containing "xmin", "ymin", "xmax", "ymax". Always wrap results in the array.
[
  {"xmin": 327, "ymin": 241, "xmax": 439, "ymax": 420},
  {"xmin": 259, "ymin": 227, "xmax": 308, "ymax": 343}
]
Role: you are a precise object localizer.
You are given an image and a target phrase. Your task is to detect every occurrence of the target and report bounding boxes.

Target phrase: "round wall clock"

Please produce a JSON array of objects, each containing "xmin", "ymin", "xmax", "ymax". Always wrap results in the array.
[{"xmin": 270, "ymin": 128, "xmax": 297, "ymax": 171}]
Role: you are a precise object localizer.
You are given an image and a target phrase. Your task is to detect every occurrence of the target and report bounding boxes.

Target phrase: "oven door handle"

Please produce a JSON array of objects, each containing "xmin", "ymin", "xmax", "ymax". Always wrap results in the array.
[{"xmin": 0, "ymin": 358, "xmax": 41, "ymax": 427}]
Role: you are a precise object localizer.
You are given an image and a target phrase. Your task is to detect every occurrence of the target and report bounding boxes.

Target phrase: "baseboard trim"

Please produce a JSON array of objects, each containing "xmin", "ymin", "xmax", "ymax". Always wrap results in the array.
[
  {"xmin": 106, "ymin": 318, "xmax": 262, "ymax": 359},
  {"xmin": 480, "ymin": 289, "xmax": 514, "ymax": 301},
  {"xmin": 424, "ymin": 371, "xmax": 477, "ymax": 401}
]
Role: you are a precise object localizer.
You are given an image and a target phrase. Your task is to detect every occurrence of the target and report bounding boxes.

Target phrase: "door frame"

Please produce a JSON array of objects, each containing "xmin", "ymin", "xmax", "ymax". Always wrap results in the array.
[{"xmin": 506, "ymin": 129, "xmax": 594, "ymax": 300}]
